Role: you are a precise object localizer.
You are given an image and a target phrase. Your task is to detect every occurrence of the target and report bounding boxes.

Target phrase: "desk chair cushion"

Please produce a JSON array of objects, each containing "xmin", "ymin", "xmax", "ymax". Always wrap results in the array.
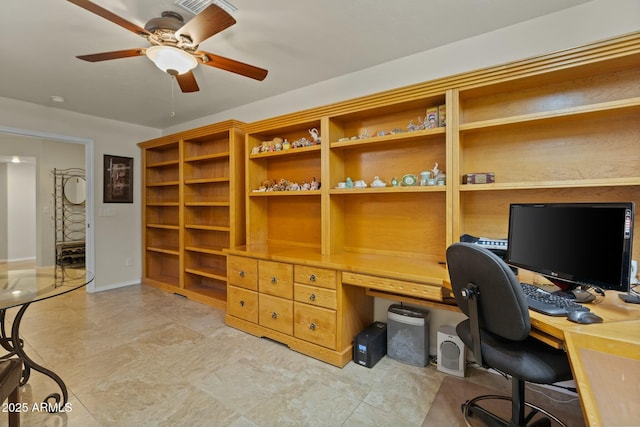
[
  {"xmin": 456, "ymin": 319, "xmax": 573, "ymax": 384},
  {"xmin": 448, "ymin": 242, "xmax": 530, "ymax": 341}
]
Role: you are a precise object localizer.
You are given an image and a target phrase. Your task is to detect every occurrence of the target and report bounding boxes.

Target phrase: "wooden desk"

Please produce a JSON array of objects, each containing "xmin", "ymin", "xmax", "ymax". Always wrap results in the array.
[
  {"xmin": 564, "ymin": 320, "xmax": 640, "ymax": 427},
  {"xmin": 528, "ymin": 292, "xmax": 640, "ymax": 426},
  {"xmin": 528, "ymin": 291, "xmax": 640, "ymax": 349}
]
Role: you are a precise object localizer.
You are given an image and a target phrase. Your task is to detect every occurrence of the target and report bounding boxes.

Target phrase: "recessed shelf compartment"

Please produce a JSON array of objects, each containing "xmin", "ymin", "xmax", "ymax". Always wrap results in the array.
[
  {"xmin": 183, "ymin": 156, "xmax": 230, "ymax": 181},
  {"xmin": 145, "ymin": 251, "xmax": 180, "ymax": 286},
  {"xmin": 327, "ymin": 95, "xmax": 446, "ymax": 143},
  {"xmin": 184, "ymin": 181, "xmax": 230, "ymax": 204}
]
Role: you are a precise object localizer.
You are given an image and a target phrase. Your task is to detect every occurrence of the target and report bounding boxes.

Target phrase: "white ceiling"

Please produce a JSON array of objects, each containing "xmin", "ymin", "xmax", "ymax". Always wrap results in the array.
[{"xmin": 1, "ymin": 0, "xmax": 593, "ymax": 129}]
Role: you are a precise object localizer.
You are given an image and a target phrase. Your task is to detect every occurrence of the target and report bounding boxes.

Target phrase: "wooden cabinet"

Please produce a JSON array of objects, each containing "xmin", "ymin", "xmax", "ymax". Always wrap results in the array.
[
  {"xmin": 225, "ymin": 33, "xmax": 640, "ymax": 366},
  {"xmin": 226, "ymin": 254, "xmax": 372, "ymax": 367},
  {"xmin": 139, "ymin": 120, "xmax": 245, "ymax": 309}
]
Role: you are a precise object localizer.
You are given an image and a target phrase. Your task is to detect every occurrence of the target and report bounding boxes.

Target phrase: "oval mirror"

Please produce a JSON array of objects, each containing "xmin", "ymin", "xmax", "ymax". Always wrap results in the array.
[{"xmin": 63, "ymin": 176, "xmax": 86, "ymax": 205}]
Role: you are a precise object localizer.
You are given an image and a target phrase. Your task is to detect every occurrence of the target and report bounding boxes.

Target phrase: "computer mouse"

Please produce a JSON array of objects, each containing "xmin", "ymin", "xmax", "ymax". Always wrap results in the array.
[{"xmin": 567, "ymin": 310, "xmax": 603, "ymax": 324}]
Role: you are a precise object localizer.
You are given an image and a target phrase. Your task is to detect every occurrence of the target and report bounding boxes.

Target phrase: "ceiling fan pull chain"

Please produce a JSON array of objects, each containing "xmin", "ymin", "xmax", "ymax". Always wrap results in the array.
[{"xmin": 170, "ymin": 77, "xmax": 176, "ymax": 118}]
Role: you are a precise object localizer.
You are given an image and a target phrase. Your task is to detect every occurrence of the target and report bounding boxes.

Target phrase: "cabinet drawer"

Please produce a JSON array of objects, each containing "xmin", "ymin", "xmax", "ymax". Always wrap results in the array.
[
  {"xmin": 294, "ymin": 303, "xmax": 336, "ymax": 349},
  {"xmin": 259, "ymin": 293, "xmax": 293, "ymax": 335},
  {"xmin": 294, "ymin": 283, "xmax": 337, "ymax": 310},
  {"xmin": 228, "ymin": 256, "xmax": 258, "ymax": 291},
  {"xmin": 259, "ymin": 260, "xmax": 293, "ymax": 299},
  {"xmin": 342, "ymin": 271, "xmax": 444, "ymax": 301},
  {"xmin": 294, "ymin": 266, "xmax": 337, "ymax": 289},
  {"xmin": 227, "ymin": 286, "xmax": 258, "ymax": 323}
]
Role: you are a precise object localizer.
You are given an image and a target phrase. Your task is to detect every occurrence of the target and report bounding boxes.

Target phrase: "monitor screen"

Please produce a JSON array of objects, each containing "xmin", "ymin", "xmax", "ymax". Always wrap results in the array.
[{"xmin": 506, "ymin": 202, "xmax": 634, "ymax": 292}]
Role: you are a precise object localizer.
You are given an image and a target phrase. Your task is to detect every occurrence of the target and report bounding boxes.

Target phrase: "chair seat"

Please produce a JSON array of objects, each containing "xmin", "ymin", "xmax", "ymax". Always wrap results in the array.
[{"xmin": 457, "ymin": 319, "xmax": 573, "ymax": 384}]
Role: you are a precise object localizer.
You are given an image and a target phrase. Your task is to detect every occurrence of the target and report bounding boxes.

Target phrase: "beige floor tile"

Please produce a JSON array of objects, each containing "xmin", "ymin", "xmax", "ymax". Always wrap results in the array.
[{"xmin": 0, "ymin": 284, "xmax": 463, "ymax": 427}]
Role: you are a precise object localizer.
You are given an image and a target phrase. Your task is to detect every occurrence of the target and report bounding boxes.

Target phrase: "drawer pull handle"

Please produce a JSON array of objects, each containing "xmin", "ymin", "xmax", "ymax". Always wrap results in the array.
[
  {"xmin": 309, "ymin": 274, "xmax": 316, "ymax": 282},
  {"xmin": 239, "ymin": 300, "xmax": 245, "ymax": 307},
  {"xmin": 239, "ymin": 271, "xmax": 245, "ymax": 278},
  {"xmin": 309, "ymin": 322, "xmax": 316, "ymax": 331},
  {"xmin": 309, "ymin": 293, "xmax": 316, "ymax": 301},
  {"xmin": 271, "ymin": 312, "xmax": 278, "ymax": 319},
  {"xmin": 271, "ymin": 277, "xmax": 277, "ymax": 284}
]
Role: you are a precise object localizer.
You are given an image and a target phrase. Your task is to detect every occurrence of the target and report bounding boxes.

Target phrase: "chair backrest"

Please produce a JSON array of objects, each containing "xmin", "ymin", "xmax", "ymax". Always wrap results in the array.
[{"xmin": 447, "ymin": 242, "xmax": 530, "ymax": 341}]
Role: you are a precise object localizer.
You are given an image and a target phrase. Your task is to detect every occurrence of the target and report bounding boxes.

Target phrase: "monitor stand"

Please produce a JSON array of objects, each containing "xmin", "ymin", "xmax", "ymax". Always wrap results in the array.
[{"xmin": 548, "ymin": 280, "xmax": 596, "ymax": 303}]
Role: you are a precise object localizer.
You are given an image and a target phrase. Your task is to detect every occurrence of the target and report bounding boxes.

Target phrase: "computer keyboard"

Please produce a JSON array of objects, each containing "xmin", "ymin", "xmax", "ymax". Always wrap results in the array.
[{"xmin": 520, "ymin": 282, "xmax": 589, "ymax": 316}]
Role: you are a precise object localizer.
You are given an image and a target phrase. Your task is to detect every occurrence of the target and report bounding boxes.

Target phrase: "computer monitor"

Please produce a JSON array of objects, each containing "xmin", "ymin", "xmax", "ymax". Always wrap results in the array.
[{"xmin": 506, "ymin": 202, "xmax": 634, "ymax": 295}]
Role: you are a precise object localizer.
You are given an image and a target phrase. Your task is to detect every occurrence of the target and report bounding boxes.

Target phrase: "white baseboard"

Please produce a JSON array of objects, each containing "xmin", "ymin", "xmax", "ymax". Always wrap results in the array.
[{"xmin": 88, "ymin": 280, "xmax": 141, "ymax": 293}]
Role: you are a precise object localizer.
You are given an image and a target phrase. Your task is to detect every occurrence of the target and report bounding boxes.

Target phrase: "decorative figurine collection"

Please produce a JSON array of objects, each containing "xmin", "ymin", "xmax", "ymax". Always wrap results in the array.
[
  {"xmin": 334, "ymin": 163, "xmax": 445, "ymax": 189},
  {"xmin": 251, "ymin": 128, "xmax": 321, "ymax": 155},
  {"xmin": 253, "ymin": 177, "xmax": 321, "ymax": 192},
  {"xmin": 249, "ymin": 109, "xmax": 448, "ymax": 192},
  {"xmin": 337, "ymin": 105, "xmax": 445, "ymax": 142}
]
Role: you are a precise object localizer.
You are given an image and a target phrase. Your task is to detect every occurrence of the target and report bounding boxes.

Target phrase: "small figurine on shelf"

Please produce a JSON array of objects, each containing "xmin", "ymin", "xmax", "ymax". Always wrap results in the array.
[
  {"xmin": 310, "ymin": 177, "xmax": 320, "ymax": 190},
  {"xmin": 309, "ymin": 128, "xmax": 321, "ymax": 144},
  {"xmin": 431, "ymin": 162, "xmax": 446, "ymax": 185},
  {"xmin": 391, "ymin": 177, "xmax": 399, "ymax": 187},
  {"xmin": 282, "ymin": 139, "xmax": 291, "ymax": 150},
  {"xmin": 432, "ymin": 162, "xmax": 440, "ymax": 179}
]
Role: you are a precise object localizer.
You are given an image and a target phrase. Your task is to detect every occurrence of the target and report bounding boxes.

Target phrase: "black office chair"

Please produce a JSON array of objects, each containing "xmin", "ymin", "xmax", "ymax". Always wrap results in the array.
[{"xmin": 446, "ymin": 242, "xmax": 573, "ymax": 427}]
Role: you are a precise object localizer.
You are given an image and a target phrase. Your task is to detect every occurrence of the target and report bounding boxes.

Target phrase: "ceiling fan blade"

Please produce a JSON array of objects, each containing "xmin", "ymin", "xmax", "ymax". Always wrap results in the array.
[
  {"xmin": 175, "ymin": 71, "xmax": 200, "ymax": 93},
  {"xmin": 76, "ymin": 49, "xmax": 145, "ymax": 62},
  {"xmin": 66, "ymin": 0, "xmax": 150, "ymax": 36},
  {"xmin": 176, "ymin": 4, "xmax": 236, "ymax": 45},
  {"xmin": 197, "ymin": 51, "xmax": 268, "ymax": 81}
]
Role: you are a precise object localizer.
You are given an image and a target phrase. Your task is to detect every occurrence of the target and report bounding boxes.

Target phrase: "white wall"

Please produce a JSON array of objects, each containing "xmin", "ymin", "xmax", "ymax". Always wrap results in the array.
[
  {"xmin": 163, "ymin": 0, "xmax": 640, "ymax": 134},
  {"xmin": 0, "ymin": 101, "xmax": 160, "ymax": 290},
  {"xmin": 7, "ymin": 162, "xmax": 36, "ymax": 262}
]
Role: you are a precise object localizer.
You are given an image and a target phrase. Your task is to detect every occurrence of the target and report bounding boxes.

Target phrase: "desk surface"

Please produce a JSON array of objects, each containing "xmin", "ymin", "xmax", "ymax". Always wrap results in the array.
[
  {"xmin": 528, "ymin": 291, "xmax": 640, "ymax": 349},
  {"xmin": 564, "ymin": 320, "xmax": 640, "ymax": 427},
  {"xmin": 529, "ymin": 292, "xmax": 640, "ymax": 427},
  {"xmin": 0, "ymin": 268, "xmax": 94, "ymax": 310}
]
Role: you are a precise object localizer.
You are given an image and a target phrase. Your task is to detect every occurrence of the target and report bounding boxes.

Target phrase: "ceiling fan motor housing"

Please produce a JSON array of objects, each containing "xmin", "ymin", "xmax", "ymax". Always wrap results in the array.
[{"xmin": 145, "ymin": 11, "xmax": 185, "ymax": 33}]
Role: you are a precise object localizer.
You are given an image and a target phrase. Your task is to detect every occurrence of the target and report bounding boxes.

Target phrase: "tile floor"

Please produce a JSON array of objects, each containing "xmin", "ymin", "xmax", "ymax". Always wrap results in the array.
[{"xmin": 2, "ymin": 282, "xmax": 492, "ymax": 427}]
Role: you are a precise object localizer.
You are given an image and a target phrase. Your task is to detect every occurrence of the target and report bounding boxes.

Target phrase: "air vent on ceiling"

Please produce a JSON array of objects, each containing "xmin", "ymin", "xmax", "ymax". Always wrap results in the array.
[{"xmin": 175, "ymin": 0, "xmax": 237, "ymax": 15}]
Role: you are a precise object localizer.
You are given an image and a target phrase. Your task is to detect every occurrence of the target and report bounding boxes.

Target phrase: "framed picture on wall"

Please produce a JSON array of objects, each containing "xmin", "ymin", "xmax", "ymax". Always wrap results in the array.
[{"xmin": 104, "ymin": 155, "xmax": 133, "ymax": 203}]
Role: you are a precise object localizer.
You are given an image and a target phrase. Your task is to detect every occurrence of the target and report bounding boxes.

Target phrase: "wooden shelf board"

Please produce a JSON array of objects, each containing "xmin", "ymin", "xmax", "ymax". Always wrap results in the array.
[
  {"xmin": 146, "ymin": 246, "xmax": 180, "ymax": 255},
  {"xmin": 329, "ymin": 186, "xmax": 445, "ymax": 194},
  {"xmin": 184, "ymin": 225, "xmax": 230, "ymax": 232},
  {"xmin": 146, "ymin": 223, "xmax": 180, "ymax": 230},
  {"xmin": 146, "ymin": 181, "xmax": 180, "ymax": 187},
  {"xmin": 249, "ymin": 144, "xmax": 321, "ymax": 159},
  {"xmin": 184, "ymin": 202, "xmax": 230, "ymax": 207},
  {"xmin": 249, "ymin": 190, "xmax": 322, "ymax": 197},
  {"xmin": 184, "ymin": 152, "xmax": 230, "ymax": 162},
  {"xmin": 185, "ymin": 246, "xmax": 226, "ymax": 255},
  {"xmin": 146, "ymin": 202, "xmax": 179, "ymax": 207},
  {"xmin": 184, "ymin": 268, "xmax": 226, "ymax": 282},
  {"xmin": 460, "ymin": 177, "xmax": 640, "ymax": 192},
  {"xmin": 184, "ymin": 177, "xmax": 230, "ymax": 185},
  {"xmin": 460, "ymin": 97, "xmax": 640, "ymax": 132},
  {"xmin": 147, "ymin": 160, "xmax": 179, "ymax": 168},
  {"xmin": 329, "ymin": 127, "xmax": 445, "ymax": 148}
]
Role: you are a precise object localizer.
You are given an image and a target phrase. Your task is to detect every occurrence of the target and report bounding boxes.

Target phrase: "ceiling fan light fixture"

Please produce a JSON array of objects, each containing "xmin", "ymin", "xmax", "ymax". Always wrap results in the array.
[{"xmin": 146, "ymin": 46, "xmax": 198, "ymax": 75}]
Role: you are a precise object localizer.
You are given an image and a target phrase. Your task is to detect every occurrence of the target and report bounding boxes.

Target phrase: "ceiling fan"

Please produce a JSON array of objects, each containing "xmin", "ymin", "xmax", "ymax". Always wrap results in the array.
[{"xmin": 67, "ymin": 0, "xmax": 268, "ymax": 93}]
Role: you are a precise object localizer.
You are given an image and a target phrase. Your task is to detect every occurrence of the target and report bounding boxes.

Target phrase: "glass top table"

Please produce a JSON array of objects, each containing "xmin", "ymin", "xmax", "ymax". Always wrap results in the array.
[{"xmin": 0, "ymin": 268, "xmax": 94, "ymax": 411}]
